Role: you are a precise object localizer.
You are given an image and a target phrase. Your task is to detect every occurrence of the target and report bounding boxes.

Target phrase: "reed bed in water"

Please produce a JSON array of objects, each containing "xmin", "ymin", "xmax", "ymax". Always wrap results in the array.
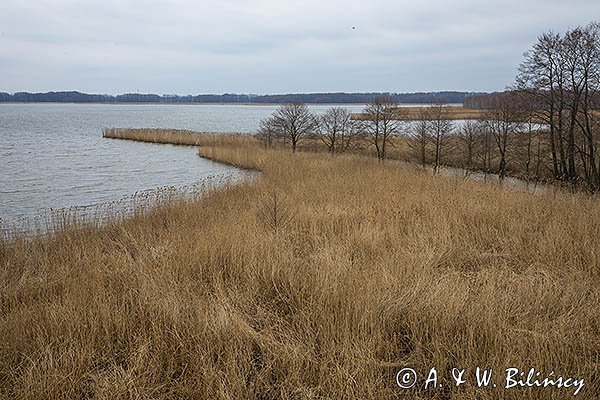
[
  {"xmin": 1, "ymin": 138, "xmax": 599, "ymax": 399},
  {"xmin": 102, "ymin": 128, "xmax": 255, "ymax": 147},
  {"xmin": 352, "ymin": 105, "xmax": 487, "ymax": 121},
  {"xmin": 0, "ymin": 178, "xmax": 235, "ymax": 240}
]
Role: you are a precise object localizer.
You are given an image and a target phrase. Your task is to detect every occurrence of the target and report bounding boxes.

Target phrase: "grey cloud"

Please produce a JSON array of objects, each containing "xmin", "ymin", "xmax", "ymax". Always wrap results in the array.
[{"xmin": 1, "ymin": 0, "xmax": 599, "ymax": 94}]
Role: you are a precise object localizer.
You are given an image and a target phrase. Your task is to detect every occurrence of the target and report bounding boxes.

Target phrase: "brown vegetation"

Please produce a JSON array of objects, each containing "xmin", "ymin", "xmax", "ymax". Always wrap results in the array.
[
  {"xmin": 1, "ymin": 132, "xmax": 599, "ymax": 399},
  {"xmin": 102, "ymin": 128, "xmax": 254, "ymax": 147},
  {"xmin": 354, "ymin": 105, "xmax": 488, "ymax": 121}
]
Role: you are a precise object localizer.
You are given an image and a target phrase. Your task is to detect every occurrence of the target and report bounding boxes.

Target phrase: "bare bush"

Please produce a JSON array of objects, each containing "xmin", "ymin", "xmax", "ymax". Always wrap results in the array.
[{"xmin": 257, "ymin": 191, "xmax": 293, "ymax": 231}]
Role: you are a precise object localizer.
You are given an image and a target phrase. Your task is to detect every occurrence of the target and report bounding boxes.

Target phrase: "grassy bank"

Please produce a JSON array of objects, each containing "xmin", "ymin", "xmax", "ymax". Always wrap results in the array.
[{"xmin": 1, "ymin": 135, "xmax": 599, "ymax": 399}]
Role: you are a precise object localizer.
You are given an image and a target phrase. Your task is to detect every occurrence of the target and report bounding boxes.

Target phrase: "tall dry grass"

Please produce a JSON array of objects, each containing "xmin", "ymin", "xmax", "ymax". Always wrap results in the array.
[
  {"xmin": 1, "ymin": 135, "xmax": 599, "ymax": 399},
  {"xmin": 102, "ymin": 128, "xmax": 255, "ymax": 148}
]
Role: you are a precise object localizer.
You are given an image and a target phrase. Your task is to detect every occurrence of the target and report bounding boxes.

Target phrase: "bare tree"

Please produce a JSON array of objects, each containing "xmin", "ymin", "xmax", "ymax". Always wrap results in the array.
[
  {"xmin": 408, "ymin": 108, "xmax": 430, "ymax": 168},
  {"xmin": 271, "ymin": 103, "xmax": 318, "ymax": 153},
  {"xmin": 484, "ymin": 93, "xmax": 525, "ymax": 179},
  {"xmin": 362, "ymin": 95, "xmax": 404, "ymax": 161},
  {"xmin": 476, "ymin": 119, "xmax": 494, "ymax": 178},
  {"xmin": 255, "ymin": 117, "xmax": 279, "ymax": 148},
  {"xmin": 317, "ymin": 107, "xmax": 355, "ymax": 154},
  {"xmin": 457, "ymin": 120, "xmax": 482, "ymax": 173},
  {"xmin": 516, "ymin": 31, "xmax": 566, "ymax": 179},
  {"xmin": 572, "ymin": 22, "xmax": 600, "ymax": 188},
  {"xmin": 427, "ymin": 103, "xmax": 454, "ymax": 173},
  {"xmin": 562, "ymin": 27, "xmax": 588, "ymax": 184},
  {"xmin": 517, "ymin": 22, "xmax": 600, "ymax": 188}
]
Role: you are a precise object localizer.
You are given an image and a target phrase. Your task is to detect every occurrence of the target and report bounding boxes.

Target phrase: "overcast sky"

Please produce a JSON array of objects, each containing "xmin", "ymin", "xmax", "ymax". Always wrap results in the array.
[{"xmin": 1, "ymin": 0, "xmax": 598, "ymax": 95}]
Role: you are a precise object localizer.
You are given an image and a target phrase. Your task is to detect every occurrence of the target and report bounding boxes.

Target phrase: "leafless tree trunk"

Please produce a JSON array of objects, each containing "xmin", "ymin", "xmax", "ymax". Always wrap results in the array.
[
  {"xmin": 457, "ymin": 120, "xmax": 482, "ymax": 174},
  {"xmin": 515, "ymin": 22, "xmax": 600, "ymax": 189},
  {"xmin": 427, "ymin": 103, "xmax": 454, "ymax": 174},
  {"xmin": 574, "ymin": 23, "xmax": 600, "ymax": 188},
  {"xmin": 563, "ymin": 29, "xmax": 584, "ymax": 184},
  {"xmin": 516, "ymin": 32, "xmax": 564, "ymax": 179},
  {"xmin": 483, "ymin": 93, "xmax": 525, "ymax": 179},
  {"xmin": 482, "ymin": 122, "xmax": 493, "ymax": 179},
  {"xmin": 408, "ymin": 108, "xmax": 430, "ymax": 168},
  {"xmin": 318, "ymin": 107, "xmax": 354, "ymax": 154},
  {"xmin": 256, "ymin": 117, "xmax": 279, "ymax": 148},
  {"xmin": 362, "ymin": 95, "xmax": 404, "ymax": 161}
]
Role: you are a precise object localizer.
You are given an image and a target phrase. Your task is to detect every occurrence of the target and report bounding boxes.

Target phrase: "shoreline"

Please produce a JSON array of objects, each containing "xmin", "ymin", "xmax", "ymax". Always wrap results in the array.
[
  {"xmin": 105, "ymin": 129, "xmax": 566, "ymax": 195},
  {"xmin": 0, "ymin": 101, "xmax": 463, "ymax": 107}
]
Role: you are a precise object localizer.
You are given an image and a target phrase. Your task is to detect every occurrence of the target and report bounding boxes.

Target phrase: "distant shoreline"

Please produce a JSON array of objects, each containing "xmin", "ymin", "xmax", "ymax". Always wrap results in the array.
[
  {"xmin": 0, "ymin": 102, "xmax": 463, "ymax": 106},
  {"xmin": 0, "ymin": 91, "xmax": 482, "ymax": 105},
  {"xmin": 0, "ymin": 101, "xmax": 365, "ymax": 106}
]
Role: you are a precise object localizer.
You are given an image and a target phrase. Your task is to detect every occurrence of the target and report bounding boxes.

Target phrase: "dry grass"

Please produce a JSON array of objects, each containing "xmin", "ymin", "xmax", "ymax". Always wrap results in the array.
[
  {"xmin": 1, "ymin": 134, "xmax": 599, "ymax": 399},
  {"xmin": 102, "ymin": 128, "xmax": 255, "ymax": 147},
  {"xmin": 400, "ymin": 106, "xmax": 486, "ymax": 120}
]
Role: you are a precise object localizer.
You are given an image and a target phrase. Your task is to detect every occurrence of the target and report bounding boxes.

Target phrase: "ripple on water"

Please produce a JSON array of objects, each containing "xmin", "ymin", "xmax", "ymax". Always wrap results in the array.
[{"xmin": 0, "ymin": 104, "xmax": 271, "ymax": 234}]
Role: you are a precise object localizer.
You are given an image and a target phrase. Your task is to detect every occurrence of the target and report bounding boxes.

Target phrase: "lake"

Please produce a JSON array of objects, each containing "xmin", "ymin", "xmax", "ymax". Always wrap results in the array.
[{"xmin": 0, "ymin": 103, "xmax": 365, "ymax": 234}]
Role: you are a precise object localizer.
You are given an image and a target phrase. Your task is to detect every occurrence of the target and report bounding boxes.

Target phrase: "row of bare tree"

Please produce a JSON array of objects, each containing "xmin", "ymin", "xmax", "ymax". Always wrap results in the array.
[
  {"xmin": 255, "ymin": 96, "xmax": 541, "ymax": 180},
  {"xmin": 255, "ymin": 95, "xmax": 561, "ymax": 185},
  {"xmin": 256, "ymin": 96, "xmax": 403, "ymax": 160},
  {"xmin": 515, "ymin": 22, "xmax": 600, "ymax": 188},
  {"xmin": 408, "ymin": 96, "xmax": 546, "ymax": 181}
]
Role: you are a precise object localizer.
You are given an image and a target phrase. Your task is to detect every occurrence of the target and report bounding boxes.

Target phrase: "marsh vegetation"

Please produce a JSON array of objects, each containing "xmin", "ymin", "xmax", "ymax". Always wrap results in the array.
[
  {"xmin": 2, "ymin": 20, "xmax": 600, "ymax": 400},
  {"xmin": 1, "ymin": 131, "xmax": 599, "ymax": 399}
]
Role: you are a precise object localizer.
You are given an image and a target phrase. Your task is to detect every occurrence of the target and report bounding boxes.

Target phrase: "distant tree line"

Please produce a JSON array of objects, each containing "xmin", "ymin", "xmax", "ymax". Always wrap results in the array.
[
  {"xmin": 250, "ymin": 91, "xmax": 481, "ymax": 104},
  {"xmin": 0, "ymin": 91, "xmax": 482, "ymax": 104},
  {"xmin": 0, "ymin": 91, "xmax": 256, "ymax": 103}
]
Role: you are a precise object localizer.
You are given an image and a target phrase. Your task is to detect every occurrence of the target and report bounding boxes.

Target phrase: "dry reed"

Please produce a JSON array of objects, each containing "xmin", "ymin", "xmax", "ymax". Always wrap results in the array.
[
  {"xmin": 1, "ymin": 134, "xmax": 599, "ymax": 399},
  {"xmin": 353, "ymin": 106, "xmax": 487, "ymax": 121},
  {"xmin": 102, "ymin": 128, "xmax": 255, "ymax": 147}
]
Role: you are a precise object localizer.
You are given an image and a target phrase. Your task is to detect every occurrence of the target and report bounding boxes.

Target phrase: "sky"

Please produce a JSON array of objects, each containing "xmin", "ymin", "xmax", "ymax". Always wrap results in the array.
[{"xmin": 1, "ymin": 0, "xmax": 599, "ymax": 95}]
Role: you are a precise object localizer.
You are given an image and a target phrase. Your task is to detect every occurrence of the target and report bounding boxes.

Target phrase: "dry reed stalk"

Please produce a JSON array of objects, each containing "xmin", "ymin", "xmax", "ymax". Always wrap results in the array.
[{"xmin": 1, "ymin": 136, "xmax": 598, "ymax": 399}]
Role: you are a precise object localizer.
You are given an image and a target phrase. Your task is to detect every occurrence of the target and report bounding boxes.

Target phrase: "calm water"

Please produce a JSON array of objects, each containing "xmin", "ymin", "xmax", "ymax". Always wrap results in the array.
[{"xmin": 0, "ymin": 103, "xmax": 365, "ymax": 233}]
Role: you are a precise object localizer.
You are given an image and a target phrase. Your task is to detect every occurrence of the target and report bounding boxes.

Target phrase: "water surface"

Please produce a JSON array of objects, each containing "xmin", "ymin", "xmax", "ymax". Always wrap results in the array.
[{"xmin": 0, "ymin": 103, "xmax": 365, "ymax": 233}]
